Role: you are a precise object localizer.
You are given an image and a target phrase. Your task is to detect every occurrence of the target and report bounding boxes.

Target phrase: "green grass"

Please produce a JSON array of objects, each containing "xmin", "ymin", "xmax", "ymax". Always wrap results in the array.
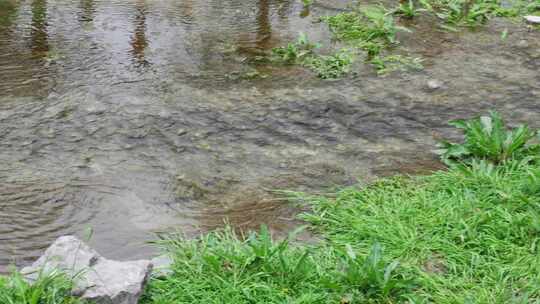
[
  {"xmin": 303, "ymin": 49, "xmax": 355, "ymax": 79},
  {"xmin": 141, "ymin": 226, "xmax": 414, "ymax": 303},
  {"xmin": 0, "ymin": 270, "xmax": 81, "ymax": 304},
  {"xmin": 301, "ymin": 158, "xmax": 540, "ymax": 303},
  {"xmin": 393, "ymin": 0, "xmax": 428, "ymax": 19},
  {"xmin": 427, "ymin": 0, "xmax": 540, "ymax": 27},
  {"xmin": 271, "ymin": 34, "xmax": 354, "ymax": 79},
  {"xmin": 323, "ymin": 7, "xmax": 408, "ymax": 46}
]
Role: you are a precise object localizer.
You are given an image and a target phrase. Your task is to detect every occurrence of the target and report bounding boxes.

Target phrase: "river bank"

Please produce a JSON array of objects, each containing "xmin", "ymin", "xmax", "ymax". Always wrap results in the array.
[{"xmin": 3, "ymin": 112, "xmax": 540, "ymax": 303}]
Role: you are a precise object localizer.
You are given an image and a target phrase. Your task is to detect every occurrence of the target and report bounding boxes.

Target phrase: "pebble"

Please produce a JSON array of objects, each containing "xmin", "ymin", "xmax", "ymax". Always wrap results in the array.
[
  {"xmin": 427, "ymin": 79, "xmax": 444, "ymax": 90},
  {"xmin": 524, "ymin": 16, "xmax": 540, "ymax": 24},
  {"xmin": 516, "ymin": 39, "xmax": 529, "ymax": 49}
]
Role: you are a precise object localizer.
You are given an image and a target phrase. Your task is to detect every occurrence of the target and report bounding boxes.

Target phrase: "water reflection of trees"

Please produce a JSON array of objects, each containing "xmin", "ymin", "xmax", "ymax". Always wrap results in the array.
[
  {"xmin": 254, "ymin": 0, "xmax": 292, "ymax": 50},
  {"xmin": 30, "ymin": 0, "xmax": 49, "ymax": 57},
  {"xmin": 256, "ymin": 0, "xmax": 271, "ymax": 49},
  {"xmin": 79, "ymin": 0, "xmax": 95, "ymax": 22},
  {"xmin": 130, "ymin": 0, "xmax": 150, "ymax": 67},
  {"xmin": 0, "ymin": 0, "xmax": 19, "ymax": 27}
]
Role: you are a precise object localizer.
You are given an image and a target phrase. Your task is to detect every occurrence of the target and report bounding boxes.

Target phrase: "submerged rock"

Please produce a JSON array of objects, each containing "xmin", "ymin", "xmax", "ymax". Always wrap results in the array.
[
  {"xmin": 150, "ymin": 255, "xmax": 173, "ymax": 277},
  {"xmin": 427, "ymin": 79, "xmax": 444, "ymax": 90},
  {"xmin": 21, "ymin": 236, "xmax": 152, "ymax": 304},
  {"xmin": 524, "ymin": 16, "xmax": 540, "ymax": 24}
]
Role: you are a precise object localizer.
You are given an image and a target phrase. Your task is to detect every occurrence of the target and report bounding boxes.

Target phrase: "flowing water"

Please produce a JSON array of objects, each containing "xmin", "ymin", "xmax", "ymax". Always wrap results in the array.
[{"xmin": 0, "ymin": 0, "xmax": 539, "ymax": 272}]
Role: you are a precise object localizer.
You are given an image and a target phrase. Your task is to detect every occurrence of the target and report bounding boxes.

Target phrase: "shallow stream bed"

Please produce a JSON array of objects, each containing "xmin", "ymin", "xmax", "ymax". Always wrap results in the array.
[{"xmin": 0, "ymin": 0, "xmax": 539, "ymax": 272}]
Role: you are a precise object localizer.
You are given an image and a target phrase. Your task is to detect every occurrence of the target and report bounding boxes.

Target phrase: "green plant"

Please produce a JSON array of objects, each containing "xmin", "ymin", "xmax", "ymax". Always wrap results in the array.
[
  {"xmin": 437, "ymin": 111, "xmax": 540, "ymax": 165},
  {"xmin": 370, "ymin": 55, "xmax": 423, "ymax": 74},
  {"xmin": 321, "ymin": 7, "xmax": 411, "ymax": 70},
  {"xmin": 271, "ymin": 33, "xmax": 319, "ymax": 64},
  {"xmin": 338, "ymin": 243, "xmax": 412, "ymax": 299},
  {"xmin": 304, "ymin": 49, "xmax": 354, "ymax": 79},
  {"xmin": 525, "ymin": 0, "xmax": 540, "ymax": 14},
  {"xmin": 432, "ymin": 0, "xmax": 501, "ymax": 27},
  {"xmin": 302, "ymin": 0, "xmax": 314, "ymax": 7},
  {"xmin": 324, "ymin": 7, "xmax": 409, "ymax": 45},
  {"xmin": 272, "ymin": 34, "xmax": 354, "ymax": 79},
  {"xmin": 0, "ymin": 270, "xmax": 81, "ymax": 304},
  {"xmin": 393, "ymin": 0, "xmax": 428, "ymax": 18}
]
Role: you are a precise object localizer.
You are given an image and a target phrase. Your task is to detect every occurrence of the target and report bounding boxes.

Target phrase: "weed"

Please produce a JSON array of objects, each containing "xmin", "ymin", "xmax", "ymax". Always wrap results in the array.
[
  {"xmin": 321, "ymin": 7, "xmax": 413, "ymax": 73},
  {"xmin": 437, "ymin": 111, "xmax": 540, "ymax": 165},
  {"xmin": 0, "ymin": 270, "xmax": 81, "ymax": 304},
  {"xmin": 301, "ymin": 0, "xmax": 314, "ymax": 8},
  {"xmin": 272, "ymin": 34, "xmax": 354, "ymax": 79},
  {"xmin": 324, "ymin": 7, "xmax": 408, "ymax": 46},
  {"xmin": 271, "ymin": 33, "xmax": 319, "ymax": 64},
  {"xmin": 490, "ymin": 0, "xmax": 540, "ymax": 17},
  {"xmin": 304, "ymin": 49, "xmax": 355, "ymax": 79},
  {"xmin": 431, "ymin": 0, "xmax": 508, "ymax": 27},
  {"xmin": 338, "ymin": 243, "xmax": 413, "ymax": 300},
  {"xmin": 393, "ymin": 0, "xmax": 428, "ymax": 18},
  {"xmin": 500, "ymin": 28, "xmax": 508, "ymax": 40},
  {"xmin": 370, "ymin": 55, "xmax": 424, "ymax": 74}
]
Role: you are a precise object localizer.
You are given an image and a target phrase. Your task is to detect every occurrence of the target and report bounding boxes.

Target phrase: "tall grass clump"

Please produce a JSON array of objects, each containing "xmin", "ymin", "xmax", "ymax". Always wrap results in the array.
[
  {"xmin": 142, "ymin": 226, "xmax": 413, "ymax": 303},
  {"xmin": 0, "ymin": 270, "xmax": 81, "ymax": 304},
  {"xmin": 438, "ymin": 111, "xmax": 540, "ymax": 165}
]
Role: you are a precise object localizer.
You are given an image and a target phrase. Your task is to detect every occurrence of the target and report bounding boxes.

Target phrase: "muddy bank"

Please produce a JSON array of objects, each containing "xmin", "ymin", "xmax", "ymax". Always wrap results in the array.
[{"xmin": 0, "ymin": 0, "xmax": 539, "ymax": 272}]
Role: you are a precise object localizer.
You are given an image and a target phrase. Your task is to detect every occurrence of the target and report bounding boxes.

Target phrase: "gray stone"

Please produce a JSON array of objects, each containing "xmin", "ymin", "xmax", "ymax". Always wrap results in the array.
[
  {"xmin": 427, "ymin": 79, "xmax": 444, "ymax": 90},
  {"xmin": 524, "ymin": 15, "xmax": 540, "ymax": 24},
  {"xmin": 150, "ymin": 255, "xmax": 173, "ymax": 277},
  {"xmin": 516, "ymin": 39, "xmax": 530, "ymax": 49},
  {"xmin": 21, "ymin": 236, "xmax": 152, "ymax": 304}
]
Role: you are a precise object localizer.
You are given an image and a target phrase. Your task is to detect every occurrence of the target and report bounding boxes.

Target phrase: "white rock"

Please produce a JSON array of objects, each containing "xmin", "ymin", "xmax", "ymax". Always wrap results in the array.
[
  {"xmin": 21, "ymin": 236, "xmax": 152, "ymax": 304},
  {"xmin": 427, "ymin": 79, "xmax": 444, "ymax": 90},
  {"xmin": 524, "ymin": 16, "xmax": 540, "ymax": 24}
]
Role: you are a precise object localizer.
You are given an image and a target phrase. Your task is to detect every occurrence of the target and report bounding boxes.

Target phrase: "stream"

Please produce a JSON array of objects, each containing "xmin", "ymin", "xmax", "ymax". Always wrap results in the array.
[{"xmin": 0, "ymin": 0, "xmax": 539, "ymax": 272}]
